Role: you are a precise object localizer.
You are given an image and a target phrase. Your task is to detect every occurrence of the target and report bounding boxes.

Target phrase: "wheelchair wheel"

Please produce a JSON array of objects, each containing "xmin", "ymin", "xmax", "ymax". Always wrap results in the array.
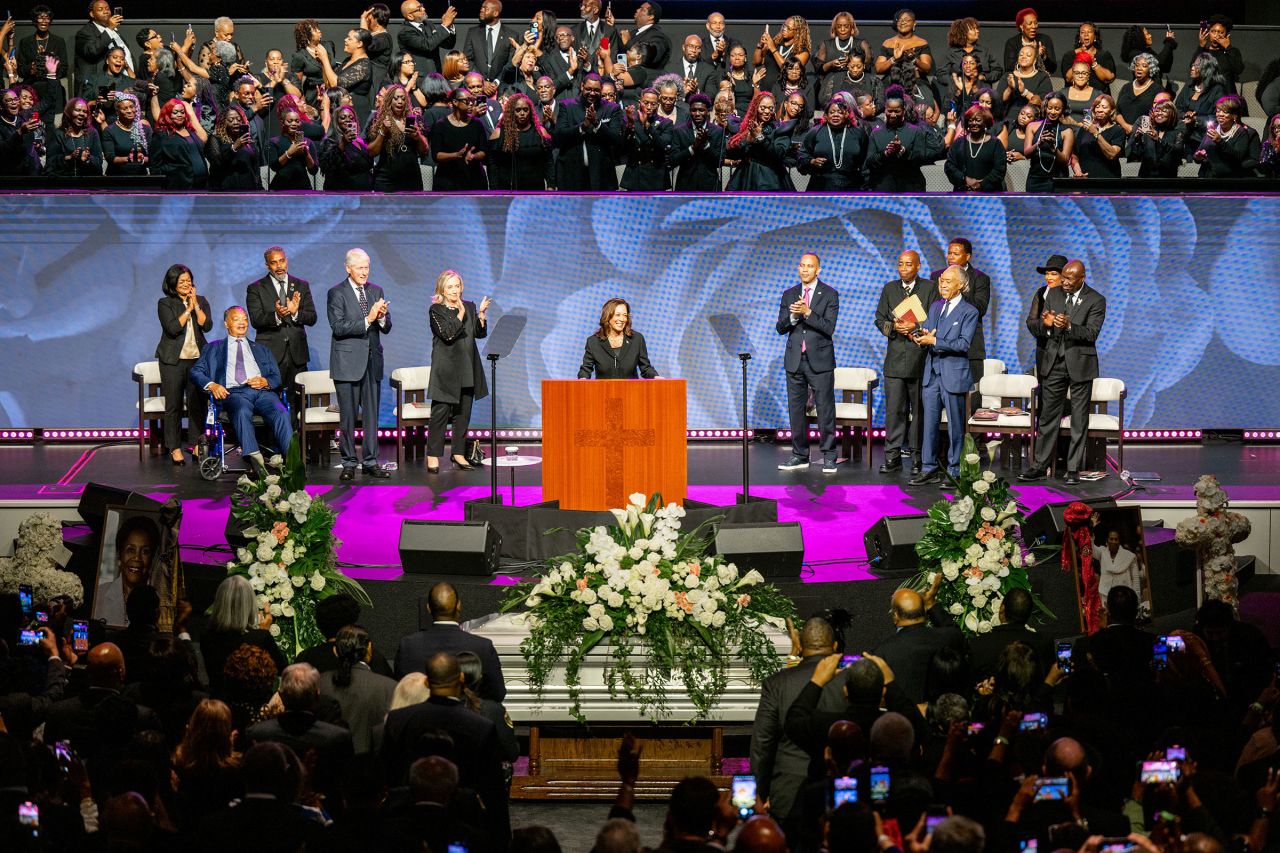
[{"xmin": 199, "ymin": 456, "xmax": 223, "ymax": 481}]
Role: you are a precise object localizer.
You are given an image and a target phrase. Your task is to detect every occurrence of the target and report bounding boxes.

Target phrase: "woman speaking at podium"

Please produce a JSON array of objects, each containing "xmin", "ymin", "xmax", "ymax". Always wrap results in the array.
[
  {"xmin": 427, "ymin": 270, "xmax": 490, "ymax": 474},
  {"xmin": 577, "ymin": 298, "xmax": 660, "ymax": 380}
]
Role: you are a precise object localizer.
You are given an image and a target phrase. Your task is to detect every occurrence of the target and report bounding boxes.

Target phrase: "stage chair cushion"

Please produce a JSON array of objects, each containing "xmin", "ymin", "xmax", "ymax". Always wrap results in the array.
[
  {"xmin": 302, "ymin": 406, "xmax": 341, "ymax": 425},
  {"xmin": 970, "ymin": 412, "xmax": 1033, "ymax": 428},
  {"xmin": 398, "ymin": 403, "xmax": 432, "ymax": 421},
  {"xmin": 806, "ymin": 403, "xmax": 870, "ymax": 420},
  {"xmin": 133, "ymin": 360, "xmax": 162, "ymax": 384},
  {"xmin": 296, "ymin": 370, "xmax": 336, "ymax": 395},
  {"xmin": 833, "ymin": 367, "xmax": 877, "ymax": 391},
  {"xmin": 390, "ymin": 365, "xmax": 432, "ymax": 391},
  {"xmin": 1061, "ymin": 413, "xmax": 1121, "ymax": 431},
  {"xmin": 137, "ymin": 396, "xmax": 166, "ymax": 414}
]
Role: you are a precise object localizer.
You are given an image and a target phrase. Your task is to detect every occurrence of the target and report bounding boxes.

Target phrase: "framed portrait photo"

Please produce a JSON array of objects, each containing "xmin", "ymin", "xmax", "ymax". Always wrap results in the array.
[{"xmin": 92, "ymin": 505, "xmax": 178, "ymax": 630}]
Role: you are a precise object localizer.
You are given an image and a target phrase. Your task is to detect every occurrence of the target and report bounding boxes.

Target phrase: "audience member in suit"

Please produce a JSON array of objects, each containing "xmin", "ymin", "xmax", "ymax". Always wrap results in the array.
[
  {"xmin": 1082, "ymin": 585, "xmax": 1156, "ymax": 688},
  {"xmin": 776, "ymin": 253, "xmax": 839, "ymax": 473},
  {"xmin": 319, "ymin": 626, "xmax": 397, "ymax": 755},
  {"xmin": 909, "ymin": 265, "xmax": 980, "ymax": 484},
  {"xmin": 1024, "ymin": 254, "xmax": 1066, "ymax": 370},
  {"xmin": 75, "ymin": 1, "xmax": 132, "ymax": 89},
  {"xmin": 540, "ymin": 26, "xmax": 582, "ymax": 95},
  {"xmin": 872, "ymin": 584, "xmax": 967, "ymax": 706},
  {"xmin": 380, "ymin": 652, "xmax": 510, "ymax": 847},
  {"xmin": 875, "ymin": 251, "xmax": 936, "ymax": 476},
  {"xmin": 296, "ymin": 594, "xmax": 395, "ymax": 678},
  {"xmin": 1018, "ymin": 259, "xmax": 1105, "ymax": 484},
  {"xmin": 455, "ymin": 650, "xmax": 519, "ymax": 764},
  {"xmin": 246, "ymin": 663, "xmax": 354, "ymax": 804},
  {"xmin": 195, "ymin": 741, "xmax": 328, "ymax": 853},
  {"xmin": 463, "ymin": 0, "xmax": 518, "ymax": 82},
  {"xmin": 614, "ymin": 1, "xmax": 672, "ymax": 71},
  {"xmin": 931, "ymin": 238, "xmax": 991, "ymax": 392},
  {"xmin": 327, "ymin": 247, "xmax": 393, "ymax": 480},
  {"xmin": 384, "ymin": 756, "xmax": 486, "ymax": 853},
  {"xmin": 120, "ymin": 636, "xmax": 206, "ymax": 750},
  {"xmin": 675, "ymin": 35, "xmax": 717, "ymax": 96},
  {"xmin": 189, "ymin": 306, "xmax": 294, "ymax": 477},
  {"xmin": 553, "ymin": 74, "xmax": 622, "ymax": 190},
  {"xmin": 246, "ymin": 247, "xmax": 316, "ymax": 418},
  {"xmin": 619, "ymin": 92, "xmax": 673, "ymax": 190},
  {"xmin": 154, "ymin": 263, "xmax": 212, "ymax": 466},
  {"xmin": 749, "ymin": 617, "xmax": 845, "ymax": 837},
  {"xmin": 573, "ymin": 0, "xmax": 618, "ymax": 77},
  {"xmin": 669, "ymin": 94, "xmax": 723, "ymax": 191},
  {"xmin": 200, "ymin": 575, "xmax": 287, "ymax": 698},
  {"xmin": 698, "ymin": 12, "xmax": 741, "ymax": 70},
  {"xmin": 397, "ymin": 0, "xmax": 458, "ymax": 75},
  {"xmin": 394, "ymin": 583, "xmax": 506, "ymax": 701},
  {"xmin": 967, "ymin": 588, "xmax": 1054, "ymax": 680},
  {"xmin": 426, "ymin": 270, "xmax": 490, "ymax": 473},
  {"xmin": 105, "ymin": 585, "xmax": 163, "ymax": 682}
]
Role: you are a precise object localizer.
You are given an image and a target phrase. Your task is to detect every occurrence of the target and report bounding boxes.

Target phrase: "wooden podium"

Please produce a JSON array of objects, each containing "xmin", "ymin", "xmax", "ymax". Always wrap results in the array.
[{"xmin": 541, "ymin": 379, "xmax": 687, "ymax": 510}]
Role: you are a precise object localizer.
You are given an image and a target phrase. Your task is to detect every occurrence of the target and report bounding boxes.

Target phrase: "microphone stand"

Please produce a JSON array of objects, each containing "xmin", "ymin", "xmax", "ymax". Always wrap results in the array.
[
  {"xmin": 487, "ymin": 353, "xmax": 500, "ymax": 504},
  {"xmin": 738, "ymin": 352, "xmax": 751, "ymax": 500}
]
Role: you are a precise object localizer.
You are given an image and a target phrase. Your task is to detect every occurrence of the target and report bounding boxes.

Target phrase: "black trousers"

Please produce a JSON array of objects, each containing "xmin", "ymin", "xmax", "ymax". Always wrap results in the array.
[
  {"xmin": 335, "ymin": 367, "xmax": 381, "ymax": 469},
  {"xmin": 882, "ymin": 374, "xmax": 924, "ymax": 463},
  {"xmin": 1033, "ymin": 358, "xmax": 1093, "ymax": 473},
  {"xmin": 786, "ymin": 354, "xmax": 836, "ymax": 458},
  {"xmin": 159, "ymin": 358, "xmax": 207, "ymax": 451},
  {"xmin": 427, "ymin": 390, "xmax": 475, "ymax": 457},
  {"xmin": 276, "ymin": 353, "xmax": 305, "ymax": 425},
  {"xmin": 968, "ymin": 357, "xmax": 986, "ymax": 415}
]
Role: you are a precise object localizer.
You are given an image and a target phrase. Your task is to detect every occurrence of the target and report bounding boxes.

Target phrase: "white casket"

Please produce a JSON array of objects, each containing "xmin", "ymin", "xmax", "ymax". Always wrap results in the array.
[{"xmin": 467, "ymin": 612, "xmax": 790, "ymax": 723}]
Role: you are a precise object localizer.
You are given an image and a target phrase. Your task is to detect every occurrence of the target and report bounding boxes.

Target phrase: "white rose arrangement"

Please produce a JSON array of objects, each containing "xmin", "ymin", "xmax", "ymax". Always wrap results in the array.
[{"xmin": 0, "ymin": 511, "xmax": 84, "ymax": 605}]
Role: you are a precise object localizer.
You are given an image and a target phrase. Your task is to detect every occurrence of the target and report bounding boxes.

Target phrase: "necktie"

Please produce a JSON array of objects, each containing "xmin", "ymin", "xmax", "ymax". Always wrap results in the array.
[
  {"xmin": 943, "ymin": 300, "xmax": 953, "ymax": 319},
  {"xmin": 488, "ymin": 27, "xmax": 497, "ymax": 59},
  {"xmin": 903, "ymin": 281, "xmax": 913, "ymax": 295},
  {"xmin": 687, "ymin": 62, "xmax": 695, "ymax": 78},
  {"xmin": 801, "ymin": 287, "xmax": 811, "ymax": 352},
  {"xmin": 276, "ymin": 278, "xmax": 288, "ymax": 305},
  {"xmin": 355, "ymin": 284, "xmax": 369, "ymax": 315},
  {"xmin": 233, "ymin": 339, "xmax": 247, "ymax": 385}
]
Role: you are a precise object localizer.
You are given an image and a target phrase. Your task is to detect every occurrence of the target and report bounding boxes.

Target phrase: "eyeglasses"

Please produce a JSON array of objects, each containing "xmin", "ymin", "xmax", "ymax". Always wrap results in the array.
[{"xmin": 455, "ymin": 98, "xmax": 477, "ymax": 104}]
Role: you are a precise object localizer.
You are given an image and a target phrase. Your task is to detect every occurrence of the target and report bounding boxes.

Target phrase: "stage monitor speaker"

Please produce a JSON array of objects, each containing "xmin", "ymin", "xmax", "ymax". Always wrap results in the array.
[
  {"xmin": 713, "ymin": 522, "xmax": 804, "ymax": 579},
  {"xmin": 399, "ymin": 520, "xmax": 501, "ymax": 576},
  {"xmin": 863, "ymin": 514, "xmax": 928, "ymax": 577},
  {"xmin": 1023, "ymin": 497, "xmax": 1118, "ymax": 548},
  {"xmin": 77, "ymin": 483, "xmax": 162, "ymax": 535}
]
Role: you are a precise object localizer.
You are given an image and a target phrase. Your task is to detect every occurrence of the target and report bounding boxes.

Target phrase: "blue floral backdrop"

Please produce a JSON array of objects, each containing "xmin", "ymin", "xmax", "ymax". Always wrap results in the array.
[{"xmin": 1, "ymin": 193, "xmax": 1277, "ymax": 429}]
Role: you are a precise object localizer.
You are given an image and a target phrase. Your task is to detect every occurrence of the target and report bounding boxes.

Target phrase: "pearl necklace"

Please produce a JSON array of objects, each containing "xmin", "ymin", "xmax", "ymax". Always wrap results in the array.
[
  {"xmin": 833, "ymin": 35, "xmax": 853, "ymax": 54},
  {"xmin": 826, "ymin": 124, "xmax": 847, "ymax": 168},
  {"xmin": 966, "ymin": 133, "xmax": 988, "ymax": 159}
]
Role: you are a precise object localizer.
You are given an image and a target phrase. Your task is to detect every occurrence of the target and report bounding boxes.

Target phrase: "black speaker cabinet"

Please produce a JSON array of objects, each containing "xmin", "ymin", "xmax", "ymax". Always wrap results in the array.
[
  {"xmin": 399, "ymin": 520, "xmax": 501, "ymax": 576},
  {"xmin": 1022, "ymin": 496, "xmax": 1118, "ymax": 547},
  {"xmin": 713, "ymin": 522, "xmax": 804, "ymax": 579},
  {"xmin": 863, "ymin": 514, "xmax": 928, "ymax": 577},
  {"xmin": 77, "ymin": 483, "xmax": 162, "ymax": 535}
]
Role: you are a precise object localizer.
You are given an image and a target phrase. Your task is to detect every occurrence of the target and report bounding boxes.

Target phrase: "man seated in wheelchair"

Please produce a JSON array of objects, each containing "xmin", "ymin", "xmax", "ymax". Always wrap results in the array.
[{"xmin": 190, "ymin": 306, "xmax": 293, "ymax": 477}]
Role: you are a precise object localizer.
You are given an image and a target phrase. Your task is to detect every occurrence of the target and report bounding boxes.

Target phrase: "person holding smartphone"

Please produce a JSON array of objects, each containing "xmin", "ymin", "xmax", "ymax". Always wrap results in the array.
[
  {"xmin": 75, "ymin": 0, "xmax": 132, "ymax": 85},
  {"xmin": 426, "ymin": 270, "xmax": 489, "ymax": 474},
  {"xmin": 267, "ymin": 107, "xmax": 317, "ymax": 189},
  {"xmin": 367, "ymin": 83, "xmax": 428, "ymax": 191},
  {"xmin": 206, "ymin": 104, "xmax": 260, "ymax": 189}
]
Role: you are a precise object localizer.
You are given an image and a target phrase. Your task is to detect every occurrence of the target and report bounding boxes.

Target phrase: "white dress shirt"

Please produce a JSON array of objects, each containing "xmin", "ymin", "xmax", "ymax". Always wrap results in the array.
[{"xmin": 223, "ymin": 335, "xmax": 262, "ymax": 389}]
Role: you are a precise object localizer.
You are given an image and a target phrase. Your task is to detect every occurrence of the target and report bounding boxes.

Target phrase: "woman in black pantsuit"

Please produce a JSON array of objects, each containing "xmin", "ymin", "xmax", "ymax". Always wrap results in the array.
[
  {"xmin": 578, "ymin": 298, "xmax": 659, "ymax": 380},
  {"xmin": 426, "ymin": 270, "xmax": 490, "ymax": 474},
  {"xmin": 155, "ymin": 264, "xmax": 212, "ymax": 465}
]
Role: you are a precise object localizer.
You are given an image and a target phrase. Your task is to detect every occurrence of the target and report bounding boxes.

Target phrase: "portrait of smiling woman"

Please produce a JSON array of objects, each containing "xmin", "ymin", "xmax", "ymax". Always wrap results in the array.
[{"xmin": 94, "ymin": 510, "xmax": 171, "ymax": 628}]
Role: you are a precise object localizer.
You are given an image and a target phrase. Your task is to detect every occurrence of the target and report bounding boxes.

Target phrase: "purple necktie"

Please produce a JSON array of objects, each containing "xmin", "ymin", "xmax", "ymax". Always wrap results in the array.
[{"xmin": 234, "ymin": 339, "xmax": 247, "ymax": 385}]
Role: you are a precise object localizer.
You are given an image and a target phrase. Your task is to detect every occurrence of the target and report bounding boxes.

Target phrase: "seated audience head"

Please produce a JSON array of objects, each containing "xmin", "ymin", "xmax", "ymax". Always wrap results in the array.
[
  {"xmin": 222, "ymin": 644, "xmax": 280, "ymax": 704},
  {"xmin": 123, "ymin": 584, "xmax": 160, "ymax": 629},
  {"xmin": 209, "ymin": 574, "xmax": 258, "ymax": 633},
  {"xmin": 734, "ymin": 815, "xmax": 787, "ymax": 853},
  {"xmin": 511, "ymin": 826, "xmax": 563, "ymax": 853},
  {"xmin": 88, "ymin": 641, "xmax": 127, "ymax": 689},
  {"xmin": 427, "ymin": 581, "xmax": 461, "ymax": 621},
  {"xmin": 391, "ymin": 672, "xmax": 430, "ymax": 710},
  {"xmin": 595, "ymin": 817, "xmax": 643, "ymax": 853},
  {"xmin": 890, "ymin": 588, "xmax": 925, "ymax": 627},
  {"xmin": 173, "ymin": 698, "xmax": 238, "ymax": 770},
  {"xmin": 101, "ymin": 792, "xmax": 155, "ymax": 849},
  {"xmin": 426, "ymin": 651, "xmax": 463, "ymax": 696},
  {"xmin": 666, "ymin": 775, "xmax": 721, "ymax": 839},
  {"xmin": 826, "ymin": 719, "xmax": 866, "ymax": 771},
  {"xmin": 1105, "ymin": 585, "xmax": 1139, "ymax": 625},
  {"xmin": 1195, "ymin": 598, "xmax": 1236, "ymax": 643},
  {"xmin": 844, "ymin": 658, "xmax": 885, "ymax": 705},
  {"xmin": 926, "ymin": 646, "xmax": 970, "ymax": 702},
  {"xmin": 1043, "ymin": 736, "xmax": 1089, "ymax": 779},
  {"xmin": 455, "ymin": 649, "xmax": 485, "ymax": 693},
  {"xmin": 1001, "ymin": 587, "xmax": 1033, "ymax": 626},
  {"xmin": 314, "ymin": 593, "xmax": 361, "ymax": 641},
  {"xmin": 407, "ymin": 754, "xmax": 459, "ymax": 804},
  {"xmin": 241, "ymin": 741, "xmax": 303, "ymax": 800},
  {"xmin": 931, "ymin": 816, "xmax": 986, "ymax": 853},
  {"xmin": 869, "ymin": 711, "xmax": 916, "ymax": 766},
  {"xmin": 332, "ymin": 624, "xmax": 371, "ymax": 688},
  {"xmin": 278, "ymin": 662, "xmax": 321, "ymax": 712}
]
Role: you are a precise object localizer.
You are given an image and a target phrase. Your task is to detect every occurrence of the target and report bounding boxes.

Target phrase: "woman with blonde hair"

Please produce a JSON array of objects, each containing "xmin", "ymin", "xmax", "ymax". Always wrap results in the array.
[
  {"xmin": 172, "ymin": 699, "xmax": 244, "ymax": 830},
  {"xmin": 426, "ymin": 270, "xmax": 491, "ymax": 474}
]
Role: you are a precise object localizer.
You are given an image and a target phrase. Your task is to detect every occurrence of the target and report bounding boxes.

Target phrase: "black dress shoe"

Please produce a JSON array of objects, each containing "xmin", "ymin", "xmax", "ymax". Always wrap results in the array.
[
  {"xmin": 1017, "ymin": 467, "xmax": 1047, "ymax": 482},
  {"xmin": 363, "ymin": 466, "xmax": 392, "ymax": 478},
  {"xmin": 427, "ymin": 465, "xmax": 439, "ymax": 475},
  {"xmin": 452, "ymin": 457, "xmax": 475, "ymax": 470},
  {"xmin": 1065, "ymin": 471, "xmax": 1080, "ymax": 485},
  {"xmin": 878, "ymin": 459, "xmax": 903, "ymax": 474},
  {"xmin": 908, "ymin": 470, "xmax": 942, "ymax": 486},
  {"xmin": 339, "ymin": 467, "xmax": 355, "ymax": 481}
]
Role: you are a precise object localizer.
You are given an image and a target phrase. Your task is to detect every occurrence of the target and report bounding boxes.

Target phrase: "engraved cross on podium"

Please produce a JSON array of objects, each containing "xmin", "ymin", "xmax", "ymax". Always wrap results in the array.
[{"xmin": 574, "ymin": 401, "xmax": 656, "ymax": 509}]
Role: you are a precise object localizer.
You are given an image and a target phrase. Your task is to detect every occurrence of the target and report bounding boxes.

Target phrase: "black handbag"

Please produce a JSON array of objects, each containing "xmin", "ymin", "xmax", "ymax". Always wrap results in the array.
[{"xmin": 467, "ymin": 438, "xmax": 485, "ymax": 466}]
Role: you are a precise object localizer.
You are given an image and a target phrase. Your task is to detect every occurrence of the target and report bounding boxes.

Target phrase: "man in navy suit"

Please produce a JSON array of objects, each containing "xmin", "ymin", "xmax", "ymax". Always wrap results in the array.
[
  {"xmin": 776, "ymin": 253, "xmax": 840, "ymax": 473},
  {"xmin": 909, "ymin": 265, "xmax": 979, "ymax": 486},
  {"xmin": 394, "ymin": 582, "xmax": 506, "ymax": 701},
  {"xmin": 189, "ymin": 306, "xmax": 293, "ymax": 478},
  {"xmin": 327, "ymin": 248, "xmax": 392, "ymax": 481}
]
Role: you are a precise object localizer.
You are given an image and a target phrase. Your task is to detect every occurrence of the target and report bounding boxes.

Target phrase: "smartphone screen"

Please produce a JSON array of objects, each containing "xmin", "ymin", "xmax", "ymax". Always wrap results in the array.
[
  {"xmin": 869, "ymin": 765, "xmax": 890, "ymax": 802},
  {"xmin": 1034, "ymin": 777, "xmax": 1069, "ymax": 801},
  {"xmin": 1020, "ymin": 712, "xmax": 1046, "ymax": 731},
  {"xmin": 731, "ymin": 775, "xmax": 757, "ymax": 818},
  {"xmin": 926, "ymin": 812, "xmax": 947, "ymax": 836},
  {"xmin": 839, "ymin": 653, "xmax": 862, "ymax": 669},
  {"xmin": 1140, "ymin": 760, "xmax": 1180, "ymax": 784},
  {"xmin": 967, "ymin": 721, "xmax": 985, "ymax": 736},
  {"xmin": 72, "ymin": 620, "xmax": 90, "ymax": 653},
  {"xmin": 832, "ymin": 776, "xmax": 858, "ymax": 808},
  {"xmin": 1055, "ymin": 641, "xmax": 1073, "ymax": 673},
  {"xmin": 54, "ymin": 741, "xmax": 72, "ymax": 763},
  {"xmin": 1152, "ymin": 636, "xmax": 1170, "ymax": 670},
  {"xmin": 447, "ymin": 845, "xmax": 468, "ymax": 853},
  {"xmin": 34, "ymin": 610, "xmax": 49, "ymax": 625},
  {"xmin": 18, "ymin": 801, "xmax": 39, "ymax": 837},
  {"xmin": 616, "ymin": 53, "xmax": 627, "ymax": 67},
  {"xmin": 1165, "ymin": 635, "xmax": 1185, "ymax": 653},
  {"xmin": 18, "ymin": 583, "xmax": 33, "ymax": 614},
  {"xmin": 1165, "ymin": 746, "xmax": 1186, "ymax": 761},
  {"xmin": 1021, "ymin": 840, "xmax": 1039, "ymax": 853},
  {"xmin": 19, "ymin": 629, "xmax": 41, "ymax": 646}
]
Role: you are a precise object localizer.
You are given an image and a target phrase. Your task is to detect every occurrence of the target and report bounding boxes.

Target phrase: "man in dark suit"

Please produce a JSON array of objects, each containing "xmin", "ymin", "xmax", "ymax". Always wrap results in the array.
[
  {"xmin": 539, "ymin": 26, "xmax": 582, "ymax": 95},
  {"xmin": 395, "ymin": 582, "xmax": 506, "ymax": 701},
  {"xmin": 875, "ymin": 250, "xmax": 936, "ymax": 476},
  {"xmin": 246, "ymin": 246, "xmax": 316, "ymax": 421},
  {"xmin": 931, "ymin": 238, "xmax": 991, "ymax": 395},
  {"xmin": 1018, "ymin": 259, "xmax": 1105, "ymax": 485},
  {"xmin": 776, "ymin": 253, "xmax": 839, "ymax": 474},
  {"xmin": 381, "ymin": 653, "xmax": 510, "ymax": 847},
  {"xmin": 573, "ymin": 0, "xmax": 617, "ymax": 77},
  {"xmin": 327, "ymin": 247, "xmax": 392, "ymax": 481},
  {"xmin": 75, "ymin": 1, "xmax": 132, "ymax": 89},
  {"xmin": 698, "ymin": 11, "xmax": 741, "ymax": 69},
  {"xmin": 871, "ymin": 584, "xmax": 966, "ymax": 706},
  {"xmin": 462, "ymin": 0, "xmax": 519, "ymax": 82},
  {"xmin": 1023, "ymin": 254, "xmax": 1066, "ymax": 370},
  {"xmin": 189, "ymin": 306, "xmax": 293, "ymax": 477},
  {"xmin": 611, "ymin": 1, "xmax": 672, "ymax": 71},
  {"xmin": 675, "ymin": 34, "xmax": 717, "ymax": 97},
  {"xmin": 967, "ymin": 588, "xmax": 1054, "ymax": 680},
  {"xmin": 669, "ymin": 94, "xmax": 723, "ymax": 191},
  {"xmin": 749, "ymin": 617, "xmax": 842, "ymax": 836},
  {"xmin": 383, "ymin": 757, "xmax": 485, "ymax": 853},
  {"xmin": 196, "ymin": 742, "xmax": 328, "ymax": 853},
  {"xmin": 553, "ymin": 74, "xmax": 623, "ymax": 190},
  {"xmin": 246, "ymin": 662, "xmax": 354, "ymax": 803},
  {"xmin": 397, "ymin": 0, "xmax": 457, "ymax": 75},
  {"xmin": 909, "ymin": 265, "xmax": 979, "ymax": 485}
]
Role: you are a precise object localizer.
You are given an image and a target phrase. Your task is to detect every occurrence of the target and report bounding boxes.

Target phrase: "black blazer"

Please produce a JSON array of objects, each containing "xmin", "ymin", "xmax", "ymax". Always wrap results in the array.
[
  {"xmin": 932, "ymin": 264, "xmax": 990, "ymax": 362},
  {"xmin": 669, "ymin": 120, "xmax": 724, "ymax": 191},
  {"xmin": 462, "ymin": 22, "xmax": 520, "ymax": 81},
  {"xmin": 427, "ymin": 301, "xmax": 489, "ymax": 405},
  {"xmin": 552, "ymin": 97, "xmax": 622, "ymax": 190},
  {"xmin": 875, "ymin": 278, "xmax": 937, "ymax": 379},
  {"xmin": 775, "ymin": 281, "xmax": 838, "ymax": 373},
  {"xmin": 245, "ymin": 710, "xmax": 354, "ymax": 800},
  {"xmin": 1037, "ymin": 284, "xmax": 1105, "ymax": 381},
  {"xmin": 246, "ymin": 274, "xmax": 317, "ymax": 366},
  {"xmin": 73, "ymin": 21, "xmax": 117, "ymax": 86},
  {"xmin": 621, "ymin": 25, "xmax": 673, "ymax": 69},
  {"xmin": 968, "ymin": 623, "xmax": 1056, "ymax": 680},
  {"xmin": 393, "ymin": 622, "xmax": 506, "ymax": 701},
  {"xmin": 871, "ymin": 604, "xmax": 968, "ymax": 705},
  {"xmin": 155, "ymin": 295, "xmax": 213, "ymax": 364},
  {"xmin": 397, "ymin": 21, "xmax": 457, "ymax": 75},
  {"xmin": 578, "ymin": 331, "xmax": 658, "ymax": 379}
]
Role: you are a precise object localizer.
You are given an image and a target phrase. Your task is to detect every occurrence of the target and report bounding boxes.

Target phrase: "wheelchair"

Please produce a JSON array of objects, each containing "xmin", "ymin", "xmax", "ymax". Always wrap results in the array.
[{"xmin": 196, "ymin": 394, "xmax": 291, "ymax": 481}]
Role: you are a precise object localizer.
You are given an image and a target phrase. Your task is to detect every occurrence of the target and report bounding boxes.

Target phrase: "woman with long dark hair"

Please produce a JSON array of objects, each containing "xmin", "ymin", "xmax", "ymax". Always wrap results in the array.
[
  {"xmin": 1259, "ymin": 113, "xmax": 1280, "ymax": 180},
  {"xmin": 360, "ymin": 4, "xmax": 394, "ymax": 96},
  {"xmin": 320, "ymin": 103, "xmax": 375, "ymax": 189},
  {"xmin": 427, "ymin": 270, "xmax": 491, "ymax": 474},
  {"xmin": 1023, "ymin": 91, "xmax": 1073, "ymax": 192},
  {"xmin": 268, "ymin": 107, "xmax": 319, "ymax": 189},
  {"xmin": 367, "ymin": 83, "xmax": 427, "ymax": 191},
  {"xmin": 725, "ymin": 91, "xmax": 793, "ymax": 190},
  {"xmin": 391, "ymin": 51, "xmax": 429, "ymax": 109},
  {"xmin": 155, "ymin": 263, "xmax": 211, "ymax": 465},
  {"xmin": 150, "ymin": 97, "xmax": 209, "ymax": 188},
  {"xmin": 206, "ymin": 104, "xmax": 260, "ymax": 190},
  {"xmin": 715, "ymin": 44, "xmax": 757, "ymax": 117},
  {"xmin": 333, "ymin": 28, "xmax": 374, "ymax": 120},
  {"xmin": 753, "ymin": 15, "xmax": 812, "ymax": 96},
  {"xmin": 488, "ymin": 92, "xmax": 552, "ymax": 190},
  {"xmin": 0, "ymin": 88, "xmax": 41, "ymax": 176},
  {"xmin": 319, "ymin": 624, "xmax": 396, "ymax": 755},
  {"xmin": 578, "ymin": 298, "xmax": 658, "ymax": 380},
  {"xmin": 456, "ymin": 650, "xmax": 520, "ymax": 763},
  {"xmin": 44, "ymin": 97, "xmax": 101, "ymax": 176},
  {"xmin": 1119, "ymin": 25, "xmax": 1177, "ymax": 81},
  {"xmin": 797, "ymin": 97, "xmax": 866, "ymax": 190},
  {"xmin": 1060, "ymin": 22, "xmax": 1115, "ymax": 92},
  {"xmin": 1175, "ymin": 52, "xmax": 1227, "ymax": 121}
]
